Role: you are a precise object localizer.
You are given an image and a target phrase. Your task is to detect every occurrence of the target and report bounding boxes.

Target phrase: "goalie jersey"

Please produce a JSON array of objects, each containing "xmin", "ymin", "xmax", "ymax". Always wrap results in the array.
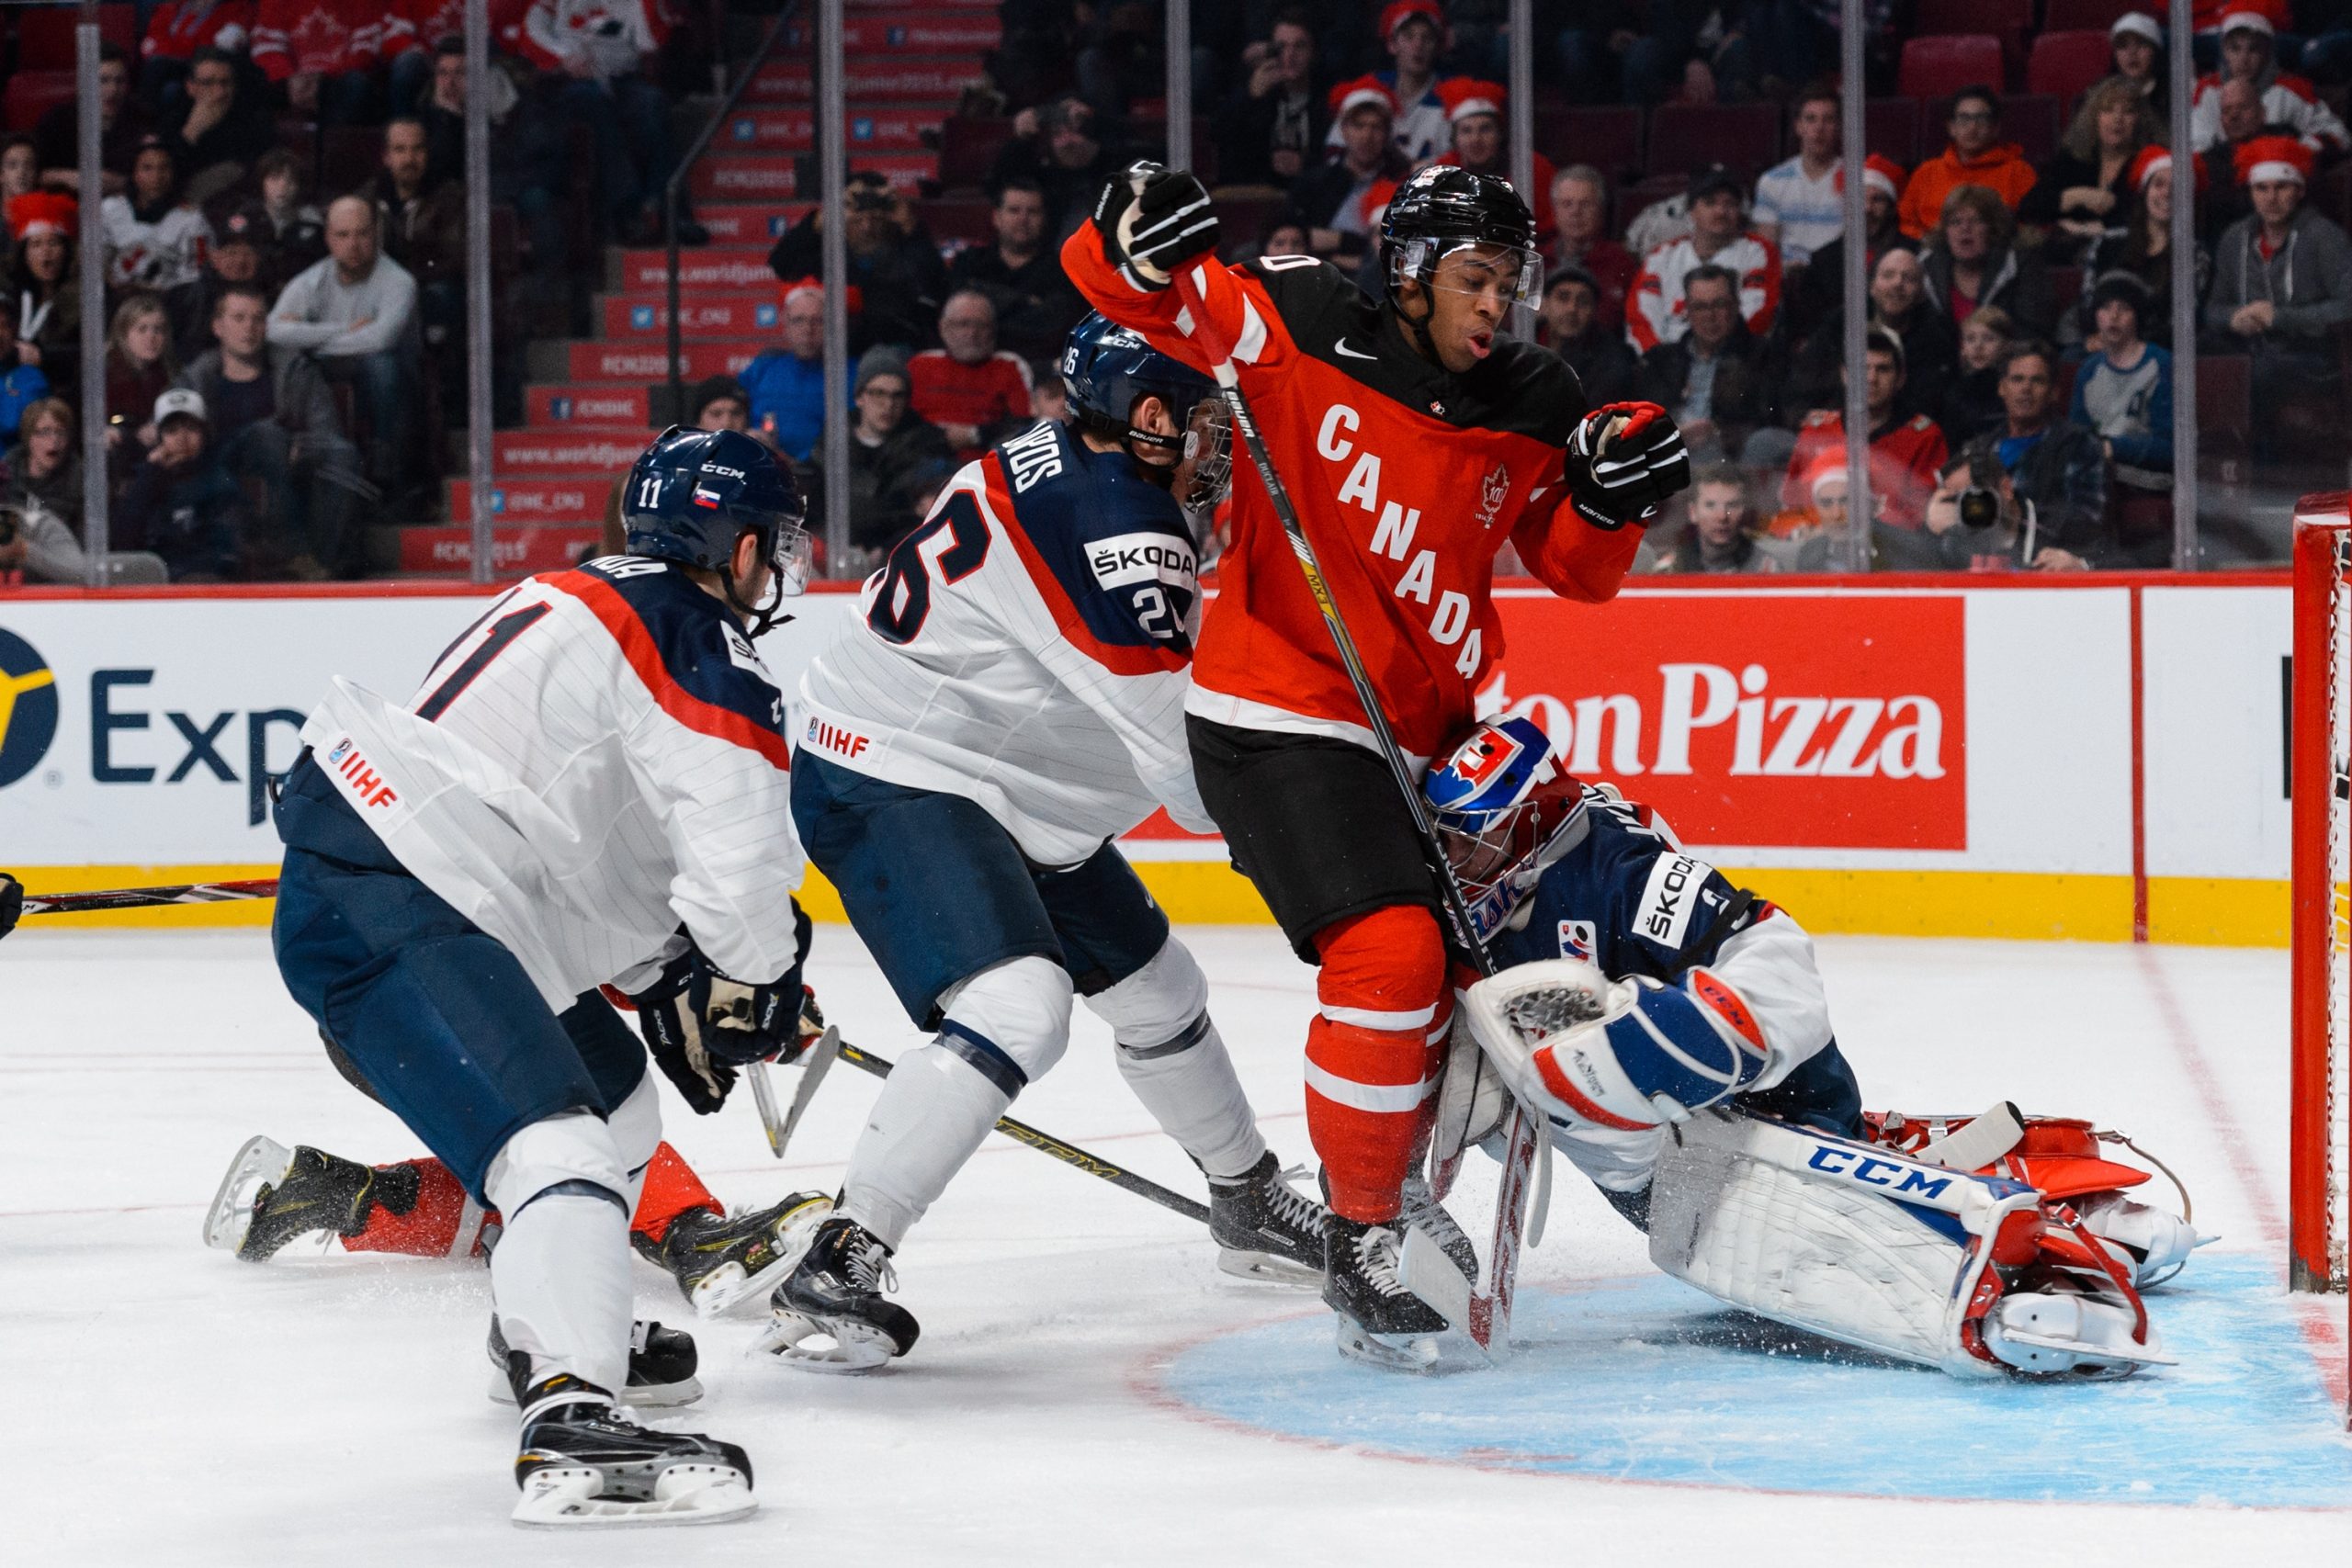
[
  {"xmin": 1490, "ymin": 784, "xmax": 1844, "ymax": 1124},
  {"xmin": 797, "ymin": 417, "xmax": 1214, "ymax": 866},
  {"xmin": 285, "ymin": 555, "xmax": 806, "ymax": 1009}
]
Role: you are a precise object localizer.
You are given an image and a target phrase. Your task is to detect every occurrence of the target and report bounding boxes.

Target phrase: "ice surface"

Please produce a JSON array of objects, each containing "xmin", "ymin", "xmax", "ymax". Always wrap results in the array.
[{"xmin": 4, "ymin": 928, "xmax": 2347, "ymax": 1564}]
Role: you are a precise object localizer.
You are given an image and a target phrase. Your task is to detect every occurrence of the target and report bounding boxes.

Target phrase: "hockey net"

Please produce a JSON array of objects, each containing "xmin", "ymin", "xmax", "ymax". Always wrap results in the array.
[{"xmin": 2290, "ymin": 503, "xmax": 2351, "ymax": 1310}]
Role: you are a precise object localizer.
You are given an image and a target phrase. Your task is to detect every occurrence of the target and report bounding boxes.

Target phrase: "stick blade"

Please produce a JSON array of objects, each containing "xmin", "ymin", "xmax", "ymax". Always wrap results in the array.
[{"xmin": 1398, "ymin": 1226, "xmax": 1475, "ymax": 1336}]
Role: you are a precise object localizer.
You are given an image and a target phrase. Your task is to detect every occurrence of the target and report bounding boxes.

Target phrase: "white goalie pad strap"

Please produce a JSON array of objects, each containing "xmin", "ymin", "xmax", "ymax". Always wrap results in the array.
[{"xmin": 1647, "ymin": 1110, "xmax": 2039, "ymax": 1379}]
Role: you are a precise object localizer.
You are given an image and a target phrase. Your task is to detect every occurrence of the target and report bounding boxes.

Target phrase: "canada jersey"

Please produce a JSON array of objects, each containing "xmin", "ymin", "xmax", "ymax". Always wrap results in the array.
[
  {"xmin": 294, "ymin": 556, "xmax": 804, "ymax": 1007},
  {"xmin": 1065, "ymin": 229, "xmax": 1639, "ymax": 761},
  {"xmin": 1487, "ymin": 784, "xmax": 1834, "ymax": 1088},
  {"xmin": 796, "ymin": 418, "xmax": 1213, "ymax": 866}
]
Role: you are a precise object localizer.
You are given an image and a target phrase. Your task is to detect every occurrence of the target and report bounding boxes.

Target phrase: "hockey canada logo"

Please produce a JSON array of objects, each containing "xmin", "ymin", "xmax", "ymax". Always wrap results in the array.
[{"xmin": 0, "ymin": 627, "xmax": 58, "ymax": 789}]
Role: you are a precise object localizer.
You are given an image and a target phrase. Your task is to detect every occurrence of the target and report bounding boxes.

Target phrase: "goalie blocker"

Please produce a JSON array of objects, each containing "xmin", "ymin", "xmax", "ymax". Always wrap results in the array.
[{"xmin": 1414, "ymin": 716, "xmax": 2194, "ymax": 1377}]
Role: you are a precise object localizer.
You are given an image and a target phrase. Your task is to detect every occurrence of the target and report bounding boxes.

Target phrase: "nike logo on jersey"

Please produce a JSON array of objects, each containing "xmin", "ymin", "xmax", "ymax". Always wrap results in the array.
[{"xmin": 1333, "ymin": 338, "xmax": 1376, "ymax": 360}]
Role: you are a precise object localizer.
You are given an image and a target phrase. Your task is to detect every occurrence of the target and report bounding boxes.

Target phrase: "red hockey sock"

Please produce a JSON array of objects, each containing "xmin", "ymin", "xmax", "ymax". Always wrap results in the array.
[
  {"xmin": 1306, "ymin": 906, "xmax": 1447, "ymax": 1222},
  {"xmin": 339, "ymin": 1156, "xmax": 489, "ymax": 1258},
  {"xmin": 633, "ymin": 1141, "xmax": 723, "ymax": 1246}
]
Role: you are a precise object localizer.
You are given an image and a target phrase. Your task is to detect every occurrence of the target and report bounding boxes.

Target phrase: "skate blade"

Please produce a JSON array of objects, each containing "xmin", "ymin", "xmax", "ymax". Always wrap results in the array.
[
  {"xmin": 691, "ymin": 1197, "xmax": 835, "ymax": 1318},
  {"xmin": 488, "ymin": 1371, "xmax": 704, "ymax": 1409},
  {"xmin": 751, "ymin": 1312, "xmax": 897, "ymax": 1375},
  {"xmin": 1333, "ymin": 1314, "xmax": 1440, "ymax": 1373},
  {"xmin": 205, "ymin": 1134, "xmax": 291, "ymax": 1252},
  {"xmin": 1215, "ymin": 1247, "xmax": 1323, "ymax": 1288},
  {"xmin": 511, "ymin": 1464, "xmax": 756, "ymax": 1529}
]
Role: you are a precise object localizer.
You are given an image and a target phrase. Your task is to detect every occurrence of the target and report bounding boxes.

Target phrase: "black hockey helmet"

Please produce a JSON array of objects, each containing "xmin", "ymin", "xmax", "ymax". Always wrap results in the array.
[
  {"xmin": 1380, "ymin": 164, "xmax": 1543, "ymax": 314},
  {"xmin": 623, "ymin": 425, "xmax": 811, "ymax": 635}
]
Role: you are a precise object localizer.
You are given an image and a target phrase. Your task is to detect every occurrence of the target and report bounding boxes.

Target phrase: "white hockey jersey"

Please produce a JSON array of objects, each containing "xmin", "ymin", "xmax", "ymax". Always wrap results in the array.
[
  {"xmin": 1626, "ymin": 230, "xmax": 1783, "ymax": 353},
  {"xmin": 294, "ymin": 555, "xmax": 804, "ymax": 1009},
  {"xmin": 2188, "ymin": 70, "xmax": 2350, "ymax": 155},
  {"xmin": 797, "ymin": 417, "xmax": 1213, "ymax": 867}
]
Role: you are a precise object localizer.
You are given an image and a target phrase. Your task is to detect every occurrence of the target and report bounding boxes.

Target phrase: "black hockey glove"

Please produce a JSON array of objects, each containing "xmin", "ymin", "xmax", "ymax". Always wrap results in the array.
[
  {"xmin": 1564, "ymin": 401, "xmax": 1691, "ymax": 530},
  {"xmin": 0, "ymin": 871, "xmax": 21, "ymax": 940},
  {"xmin": 1094, "ymin": 161, "xmax": 1219, "ymax": 288},
  {"xmin": 628, "ymin": 903, "xmax": 813, "ymax": 1114}
]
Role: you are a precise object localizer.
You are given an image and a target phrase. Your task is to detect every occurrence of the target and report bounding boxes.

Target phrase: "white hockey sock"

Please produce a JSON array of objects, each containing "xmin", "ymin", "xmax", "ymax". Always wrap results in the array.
[
  {"xmin": 484, "ymin": 1111, "xmax": 635, "ymax": 1397},
  {"xmin": 1090, "ymin": 938, "xmax": 1267, "ymax": 1180},
  {"xmin": 605, "ymin": 1070, "xmax": 662, "ymax": 1215},
  {"xmin": 838, "ymin": 1043, "xmax": 1012, "ymax": 1252},
  {"xmin": 1116, "ymin": 1021, "xmax": 1267, "ymax": 1181}
]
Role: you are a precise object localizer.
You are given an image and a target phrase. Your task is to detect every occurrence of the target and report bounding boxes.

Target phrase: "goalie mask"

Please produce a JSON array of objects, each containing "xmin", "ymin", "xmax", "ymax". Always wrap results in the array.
[{"xmin": 1424, "ymin": 715, "xmax": 1587, "ymax": 942}]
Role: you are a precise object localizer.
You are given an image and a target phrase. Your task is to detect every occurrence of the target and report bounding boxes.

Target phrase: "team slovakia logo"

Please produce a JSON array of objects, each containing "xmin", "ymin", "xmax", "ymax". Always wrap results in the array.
[
  {"xmin": 0, "ymin": 627, "xmax": 58, "ymax": 789},
  {"xmin": 1556, "ymin": 919, "xmax": 1596, "ymax": 961}
]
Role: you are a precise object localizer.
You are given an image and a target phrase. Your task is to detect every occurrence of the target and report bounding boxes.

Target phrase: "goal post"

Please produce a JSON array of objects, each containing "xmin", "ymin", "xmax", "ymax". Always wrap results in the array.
[{"xmin": 2289, "ymin": 499, "xmax": 2349, "ymax": 1320}]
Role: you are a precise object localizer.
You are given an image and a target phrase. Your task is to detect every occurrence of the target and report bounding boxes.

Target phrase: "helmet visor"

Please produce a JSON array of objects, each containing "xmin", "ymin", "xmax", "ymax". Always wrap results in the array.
[
  {"xmin": 1396, "ymin": 237, "xmax": 1544, "ymax": 314},
  {"xmin": 769, "ymin": 514, "xmax": 813, "ymax": 599}
]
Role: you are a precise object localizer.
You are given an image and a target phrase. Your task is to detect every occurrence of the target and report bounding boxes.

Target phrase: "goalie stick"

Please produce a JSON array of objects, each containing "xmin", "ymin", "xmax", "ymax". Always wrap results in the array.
[
  {"xmin": 1168, "ymin": 264, "xmax": 1541, "ymax": 1355},
  {"xmin": 832, "ymin": 1038, "xmax": 1210, "ymax": 1224}
]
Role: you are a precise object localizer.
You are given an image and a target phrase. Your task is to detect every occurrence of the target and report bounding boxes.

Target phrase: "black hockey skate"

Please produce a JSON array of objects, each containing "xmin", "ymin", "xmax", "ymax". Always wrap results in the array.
[
  {"xmin": 206, "ymin": 1137, "xmax": 410, "ymax": 1260},
  {"xmin": 757, "ymin": 1215, "xmax": 920, "ymax": 1373},
  {"xmin": 1208, "ymin": 1151, "xmax": 1329, "ymax": 1285},
  {"xmin": 1325, "ymin": 1214, "xmax": 1448, "ymax": 1371},
  {"xmin": 510, "ymin": 1373, "xmax": 755, "ymax": 1529},
  {"xmin": 636, "ymin": 1190, "xmax": 833, "ymax": 1316},
  {"xmin": 488, "ymin": 1315, "xmax": 703, "ymax": 1408},
  {"xmin": 1398, "ymin": 1175, "xmax": 1479, "ymax": 1283}
]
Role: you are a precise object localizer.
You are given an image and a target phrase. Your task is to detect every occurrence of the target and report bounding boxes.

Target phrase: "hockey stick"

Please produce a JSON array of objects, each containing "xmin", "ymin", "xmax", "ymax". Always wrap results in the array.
[
  {"xmin": 12, "ymin": 876, "xmax": 281, "ymax": 918},
  {"xmin": 1168, "ymin": 265, "xmax": 1540, "ymax": 1354},
  {"xmin": 832, "ymin": 1037, "xmax": 1211, "ymax": 1224}
]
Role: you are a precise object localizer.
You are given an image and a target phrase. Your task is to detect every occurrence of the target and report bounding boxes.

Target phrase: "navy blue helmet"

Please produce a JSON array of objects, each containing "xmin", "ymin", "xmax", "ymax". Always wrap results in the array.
[
  {"xmin": 623, "ymin": 426, "xmax": 810, "ymax": 633},
  {"xmin": 1059, "ymin": 313, "xmax": 1230, "ymax": 505}
]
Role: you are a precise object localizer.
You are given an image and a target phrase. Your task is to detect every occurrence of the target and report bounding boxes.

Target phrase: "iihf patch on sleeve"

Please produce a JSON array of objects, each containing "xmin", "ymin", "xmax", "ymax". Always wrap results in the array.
[
  {"xmin": 1556, "ymin": 919, "xmax": 1597, "ymax": 961},
  {"xmin": 1086, "ymin": 531, "xmax": 1198, "ymax": 592},
  {"xmin": 1634, "ymin": 853, "xmax": 1713, "ymax": 950}
]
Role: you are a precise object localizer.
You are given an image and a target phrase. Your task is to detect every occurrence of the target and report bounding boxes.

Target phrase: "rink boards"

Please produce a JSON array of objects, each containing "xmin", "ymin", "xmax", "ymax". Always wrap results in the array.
[{"xmin": 0, "ymin": 574, "xmax": 2297, "ymax": 944}]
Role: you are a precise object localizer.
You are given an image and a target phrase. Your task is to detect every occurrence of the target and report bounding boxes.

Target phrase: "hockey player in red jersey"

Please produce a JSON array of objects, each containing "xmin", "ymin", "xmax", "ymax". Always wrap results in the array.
[{"xmin": 1065, "ymin": 161, "xmax": 1690, "ymax": 1359}]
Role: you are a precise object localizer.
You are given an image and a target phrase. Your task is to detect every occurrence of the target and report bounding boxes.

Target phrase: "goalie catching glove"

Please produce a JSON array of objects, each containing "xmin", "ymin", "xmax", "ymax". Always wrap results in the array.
[
  {"xmin": 1463, "ymin": 956, "xmax": 1774, "ymax": 1136},
  {"xmin": 1094, "ymin": 161, "xmax": 1220, "ymax": 289},
  {"xmin": 1565, "ymin": 400, "xmax": 1690, "ymax": 529},
  {"xmin": 628, "ymin": 903, "xmax": 814, "ymax": 1115}
]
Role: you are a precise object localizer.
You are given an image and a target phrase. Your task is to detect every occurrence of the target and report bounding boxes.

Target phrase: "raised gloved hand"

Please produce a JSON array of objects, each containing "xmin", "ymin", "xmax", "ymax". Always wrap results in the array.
[
  {"xmin": 1094, "ymin": 160, "xmax": 1220, "ymax": 288},
  {"xmin": 1564, "ymin": 400, "xmax": 1690, "ymax": 530},
  {"xmin": 628, "ymin": 902, "xmax": 812, "ymax": 1114}
]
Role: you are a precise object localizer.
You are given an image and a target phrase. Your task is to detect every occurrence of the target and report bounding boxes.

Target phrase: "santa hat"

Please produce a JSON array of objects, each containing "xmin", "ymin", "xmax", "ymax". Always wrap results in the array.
[
  {"xmin": 2129, "ymin": 142, "xmax": 2207, "ymax": 195},
  {"xmin": 1329, "ymin": 75, "xmax": 1398, "ymax": 122},
  {"xmin": 1440, "ymin": 78, "xmax": 1505, "ymax": 124},
  {"xmin": 6, "ymin": 191, "xmax": 76, "ymax": 242},
  {"xmin": 2109, "ymin": 13, "xmax": 2162, "ymax": 47},
  {"xmin": 2234, "ymin": 133, "xmax": 2312, "ymax": 186},
  {"xmin": 1807, "ymin": 463, "xmax": 1849, "ymax": 501},
  {"xmin": 2219, "ymin": 11, "xmax": 2274, "ymax": 39},
  {"xmin": 777, "ymin": 276, "xmax": 862, "ymax": 315},
  {"xmin": 1833, "ymin": 153, "xmax": 1905, "ymax": 203},
  {"xmin": 1378, "ymin": 0, "xmax": 1443, "ymax": 41}
]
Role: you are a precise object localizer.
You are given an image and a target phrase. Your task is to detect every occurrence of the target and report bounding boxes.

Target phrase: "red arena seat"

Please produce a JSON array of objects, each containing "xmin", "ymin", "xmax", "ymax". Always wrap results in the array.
[
  {"xmin": 1899, "ymin": 36, "xmax": 2007, "ymax": 102},
  {"xmin": 2030, "ymin": 31, "xmax": 2120, "ymax": 104}
]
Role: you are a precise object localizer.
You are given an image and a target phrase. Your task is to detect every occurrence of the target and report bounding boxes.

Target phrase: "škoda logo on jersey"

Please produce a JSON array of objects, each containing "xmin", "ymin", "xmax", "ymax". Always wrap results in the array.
[
  {"xmin": 1087, "ymin": 534, "xmax": 1196, "ymax": 592},
  {"xmin": 1484, "ymin": 593, "xmax": 1968, "ymax": 852}
]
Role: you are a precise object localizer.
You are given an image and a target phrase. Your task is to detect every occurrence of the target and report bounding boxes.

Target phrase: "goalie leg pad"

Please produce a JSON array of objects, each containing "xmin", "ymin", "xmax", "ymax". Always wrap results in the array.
[{"xmin": 1651, "ymin": 1111, "xmax": 2171, "ymax": 1378}]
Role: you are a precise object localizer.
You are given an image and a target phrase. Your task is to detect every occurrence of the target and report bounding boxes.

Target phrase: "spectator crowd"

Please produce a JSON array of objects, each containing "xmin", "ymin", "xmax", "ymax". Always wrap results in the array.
[{"xmin": 8, "ymin": 1, "xmax": 2352, "ymax": 584}]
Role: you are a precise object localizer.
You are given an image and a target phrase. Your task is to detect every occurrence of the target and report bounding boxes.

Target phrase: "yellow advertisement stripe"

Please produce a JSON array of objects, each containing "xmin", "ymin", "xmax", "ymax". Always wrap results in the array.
[{"xmin": 9, "ymin": 863, "xmax": 2292, "ymax": 948}]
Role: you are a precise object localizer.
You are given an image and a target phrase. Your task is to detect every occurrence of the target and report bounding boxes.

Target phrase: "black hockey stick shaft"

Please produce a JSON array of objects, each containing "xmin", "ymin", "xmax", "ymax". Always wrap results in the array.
[
  {"xmin": 15, "ymin": 876, "xmax": 281, "ymax": 917},
  {"xmin": 1167, "ymin": 269, "xmax": 1493, "ymax": 981},
  {"xmin": 832, "ymin": 1038, "xmax": 1212, "ymax": 1224}
]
